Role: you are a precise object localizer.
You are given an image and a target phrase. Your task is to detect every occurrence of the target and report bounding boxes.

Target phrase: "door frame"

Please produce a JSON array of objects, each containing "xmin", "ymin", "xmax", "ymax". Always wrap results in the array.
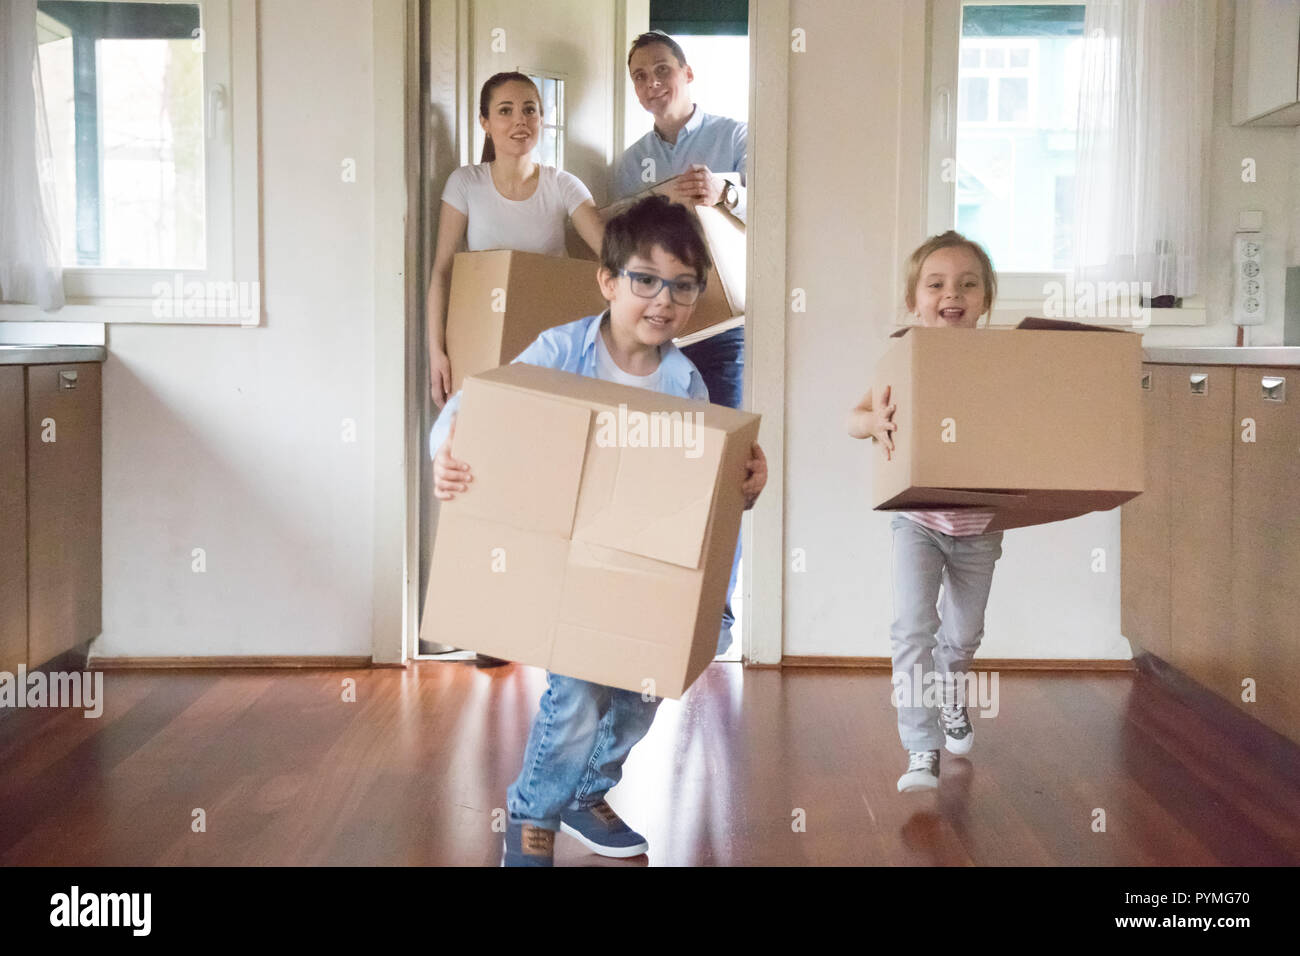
[{"xmin": 370, "ymin": 0, "xmax": 791, "ymax": 665}]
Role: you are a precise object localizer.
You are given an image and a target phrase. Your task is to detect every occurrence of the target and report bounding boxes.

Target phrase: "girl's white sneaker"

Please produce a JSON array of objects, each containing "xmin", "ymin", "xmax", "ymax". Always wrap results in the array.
[
  {"xmin": 897, "ymin": 749, "xmax": 940, "ymax": 792},
  {"xmin": 941, "ymin": 704, "xmax": 974, "ymax": 755}
]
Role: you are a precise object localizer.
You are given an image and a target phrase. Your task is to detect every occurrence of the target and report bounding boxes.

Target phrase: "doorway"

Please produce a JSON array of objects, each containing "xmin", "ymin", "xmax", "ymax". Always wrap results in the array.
[{"xmin": 412, "ymin": 0, "xmax": 753, "ymax": 665}]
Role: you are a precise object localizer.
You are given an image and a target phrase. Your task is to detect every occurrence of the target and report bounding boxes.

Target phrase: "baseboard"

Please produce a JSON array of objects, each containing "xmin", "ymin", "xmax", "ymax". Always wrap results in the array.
[
  {"xmin": 779, "ymin": 656, "xmax": 1136, "ymax": 671},
  {"xmin": 1135, "ymin": 652, "xmax": 1300, "ymax": 766},
  {"xmin": 88, "ymin": 656, "xmax": 376, "ymax": 670}
]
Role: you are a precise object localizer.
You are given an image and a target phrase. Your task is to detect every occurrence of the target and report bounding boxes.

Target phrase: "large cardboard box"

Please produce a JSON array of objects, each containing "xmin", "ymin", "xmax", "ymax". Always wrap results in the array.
[
  {"xmin": 422, "ymin": 362, "xmax": 761, "ymax": 698},
  {"xmin": 445, "ymin": 250, "xmax": 609, "ymax": 393},
  {"xmin": 585, "ymin": 195, "xmax": 746, "ymax": 345},
  {"xmin": 870, "ymin": 318, "xmax": 1144, "ymax": 532}
]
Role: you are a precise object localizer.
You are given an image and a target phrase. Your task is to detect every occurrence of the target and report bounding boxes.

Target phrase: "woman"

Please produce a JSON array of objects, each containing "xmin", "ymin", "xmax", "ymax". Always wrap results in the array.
[
  {"xmin": 424, "ymin": 73, "xmax": 603, "ymax": 666},
  {"xmin": 426, "ymin": 72, "xmax": 605, "ymax": 406}
]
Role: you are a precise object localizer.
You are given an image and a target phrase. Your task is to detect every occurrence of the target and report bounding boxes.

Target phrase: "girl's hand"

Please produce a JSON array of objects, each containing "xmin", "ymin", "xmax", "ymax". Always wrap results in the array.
[
  {"xmin": 872, "ymin": 385, "xmax": 898, "ymax": 460},
  {"xmin": 742, "ymin": 441, "xmax": 767, "ymax": 510},
  {"xmin": 433, "ymin": 416, "xmax": 473, "ymax": 500},
  {"xmin": 429, "ymin": 349, "xmax": 453, "ymax": 407}
]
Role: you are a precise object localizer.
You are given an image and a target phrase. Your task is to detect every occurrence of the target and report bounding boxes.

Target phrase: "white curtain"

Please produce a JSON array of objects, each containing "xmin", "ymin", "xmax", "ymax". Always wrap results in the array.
[
  {"xmin": 0, "ymin": 0, "xmax": 64, "ymax": 310},
  {"xmin": 1072, "ymin": 0, "xmax": 1213, "ymax": 298}
]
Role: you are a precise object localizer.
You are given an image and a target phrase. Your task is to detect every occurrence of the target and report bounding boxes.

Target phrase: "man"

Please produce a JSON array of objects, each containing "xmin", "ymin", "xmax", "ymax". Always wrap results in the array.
[{"xmin": 616, "ymin": 29, "xmax": 747, "ymax": 653}]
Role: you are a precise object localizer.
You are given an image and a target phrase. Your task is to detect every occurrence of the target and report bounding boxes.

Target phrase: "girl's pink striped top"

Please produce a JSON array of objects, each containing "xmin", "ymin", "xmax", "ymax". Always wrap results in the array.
[{"xmin": 900, "ymin": 509, "xmax": 997, "ymax": 537}]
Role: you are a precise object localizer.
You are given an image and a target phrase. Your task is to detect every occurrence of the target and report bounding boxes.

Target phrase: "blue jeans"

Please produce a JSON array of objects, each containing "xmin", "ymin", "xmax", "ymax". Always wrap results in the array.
[
  {"xmin": 507, "ymin": 673, "xmax": 662, "ymax": 828},
  {"xmin": 681, "ymin": 326, "xmax": 745, "ymax": 635},
  {"xmin": 506, "ymin": 626, "xmax": 735, "ymax": 827}
]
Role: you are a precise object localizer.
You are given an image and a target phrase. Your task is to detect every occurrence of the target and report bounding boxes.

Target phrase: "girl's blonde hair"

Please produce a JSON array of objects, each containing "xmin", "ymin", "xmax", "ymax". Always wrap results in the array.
[{"xmin": 904, "ymin": 230, "xmax": 996, "ymax": 320}]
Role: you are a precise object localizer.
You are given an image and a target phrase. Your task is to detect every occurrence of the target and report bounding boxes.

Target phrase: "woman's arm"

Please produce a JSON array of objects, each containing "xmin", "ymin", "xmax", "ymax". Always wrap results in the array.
[
  {"xmin": 426, "ymin": 201, "xmax": 469, "ymax": 406},
  {"xmin": 570, "ymin": 200, "xmax": 605, "ymax": 256}
]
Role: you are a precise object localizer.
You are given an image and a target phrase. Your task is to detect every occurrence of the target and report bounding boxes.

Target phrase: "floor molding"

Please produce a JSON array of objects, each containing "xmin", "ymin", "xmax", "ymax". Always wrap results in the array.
[
  {"xmin": 88, "ymin": 656, "xmax": 376, "ymax": 670},
  {"xmin": 779, "ymin": 656, "xmax": 1136, "ymax": 671}
]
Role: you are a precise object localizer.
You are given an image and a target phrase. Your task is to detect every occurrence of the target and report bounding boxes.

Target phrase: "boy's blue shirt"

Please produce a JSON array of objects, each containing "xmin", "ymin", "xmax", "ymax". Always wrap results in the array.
[{"xmin": 429, "ymin": 311, "xmax": 710, "ymax": 459}]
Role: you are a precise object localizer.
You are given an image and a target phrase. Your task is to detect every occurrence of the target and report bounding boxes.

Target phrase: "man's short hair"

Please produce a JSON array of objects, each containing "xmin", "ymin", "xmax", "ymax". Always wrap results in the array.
[
  {"xmin": 601, "ymin": 195, "xmax": 712, "ymax": 285},
  {"xmin": 628, "ymin": 30, "xmax": 687, "ymax": 68}
]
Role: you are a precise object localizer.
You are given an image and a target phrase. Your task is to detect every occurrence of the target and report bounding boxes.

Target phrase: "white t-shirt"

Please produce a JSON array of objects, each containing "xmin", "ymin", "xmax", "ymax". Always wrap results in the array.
[
  {"xmin": 441, "ymin": 163, "xmax": 593, "ymax": 256},
  {"xmin": 594, "ymin": 324, "xmax": 664, "ymax": 391}
]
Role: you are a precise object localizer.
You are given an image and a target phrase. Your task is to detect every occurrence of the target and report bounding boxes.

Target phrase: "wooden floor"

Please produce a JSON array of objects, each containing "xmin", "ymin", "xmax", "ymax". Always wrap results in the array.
[{"xmin": 1, "ymin": 660, "xmax": 1298, "ymax": 866}]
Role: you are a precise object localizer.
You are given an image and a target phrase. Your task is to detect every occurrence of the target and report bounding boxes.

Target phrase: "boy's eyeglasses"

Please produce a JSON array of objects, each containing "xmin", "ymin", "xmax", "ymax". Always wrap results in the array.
[{"xmin": 618, "ymin": 269, "xmax": 705, "ymax": 306}]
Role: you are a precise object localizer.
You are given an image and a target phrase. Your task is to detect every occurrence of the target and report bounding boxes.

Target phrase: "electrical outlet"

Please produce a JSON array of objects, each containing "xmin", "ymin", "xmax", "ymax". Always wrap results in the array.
[{"xmin": 1233, "ymin": 233, "xmax": 1265, "ymax": 326}]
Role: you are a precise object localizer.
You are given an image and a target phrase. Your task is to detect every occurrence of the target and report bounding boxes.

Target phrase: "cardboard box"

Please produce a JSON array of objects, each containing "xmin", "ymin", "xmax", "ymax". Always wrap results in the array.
[
  {"xmin": 422, "ymin": 362, "xmax": 761, "ymax": 698},
  {"xmin": 445, "ymin": 250, "xmax": 609, "ymax": 393},
  {"xmin": 870, "ymin": 318, "xmax": 1144, "ymax": 532},
  {"xmin": 586, "ymin": 193, "xmax": 746, "ymax": 345}
]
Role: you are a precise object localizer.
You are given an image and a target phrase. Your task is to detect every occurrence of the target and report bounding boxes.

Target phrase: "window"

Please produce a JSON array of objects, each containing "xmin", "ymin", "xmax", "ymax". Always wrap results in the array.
[
  {"xmin": 7, "ymin": 0, "xmax": 261, "ymax": 325},
  {"xmin": 525, "ymin": 73, "xmax": 565, "ymax": 169},
  {"xmin": 928, "ymin": 1, "xmax": 1086, "ymax": 296}
]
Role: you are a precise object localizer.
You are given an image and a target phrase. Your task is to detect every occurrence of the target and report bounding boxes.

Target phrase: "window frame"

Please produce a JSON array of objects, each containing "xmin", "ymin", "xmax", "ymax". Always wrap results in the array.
[
  {"xmin": 4, "ymin": 0, "xmax": 261, "ymax": 326},
  {"xmin": 926, "ymin": 0, "xmax": 1206, "ymax": 326},
  {"xmin": 523, "ymin": 69, "xmax": 566, "ymax": 171}
]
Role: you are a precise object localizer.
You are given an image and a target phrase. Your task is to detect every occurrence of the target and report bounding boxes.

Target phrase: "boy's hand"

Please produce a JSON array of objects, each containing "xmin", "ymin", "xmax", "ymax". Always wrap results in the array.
[
  {"xmin": 433, "ymin": 416, "xmax": 473, "ymax": 500},
  {"xmin": 742, "ymin": 441, "xmax": 767, "ymax": 510}
]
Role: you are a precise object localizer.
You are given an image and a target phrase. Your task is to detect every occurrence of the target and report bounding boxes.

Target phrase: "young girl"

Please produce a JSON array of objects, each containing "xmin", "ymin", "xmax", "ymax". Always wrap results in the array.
[
  {"xmin": 846, "ymin": 230, "xmax": 1004, "ymax": 793},
  {"xmin": 425, "ymin": 72, "xmax": 606, "ymax": 407}
]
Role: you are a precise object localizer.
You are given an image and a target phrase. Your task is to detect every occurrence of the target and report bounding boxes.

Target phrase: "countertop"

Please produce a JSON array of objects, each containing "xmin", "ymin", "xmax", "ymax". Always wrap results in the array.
[
  {"xmin": 0, "ymin": 345, "xmax": 107, "ymax": 365},
  {"xmin": 1143, "ymin": 346, "xmax": 1300, "ymax": 367}
]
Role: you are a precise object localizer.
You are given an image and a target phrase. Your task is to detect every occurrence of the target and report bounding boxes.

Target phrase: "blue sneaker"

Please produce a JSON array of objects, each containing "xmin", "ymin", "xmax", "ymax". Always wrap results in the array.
[
  {"xmin": 559, "ymin": 800, "xmax": 649, "ymax": 858},
  {"xmin": 502, "ymin": 821, "xmax": 555, "ymax": 867}
]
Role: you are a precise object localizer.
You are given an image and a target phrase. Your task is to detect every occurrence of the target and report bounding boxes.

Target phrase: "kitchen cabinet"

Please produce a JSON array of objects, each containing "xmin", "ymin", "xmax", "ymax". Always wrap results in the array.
[
  {"xmin": 1232, "ymin": 0, "xmax": 1300, "ymax": 126},
  {"xmin": 0, "ymin": 350, "xmax": 103, "ymax": 671},
  {"xmin": 1122, "ymin": 350, "xmax": 1300, "ymax": 746},
  {"xmin": 1168, "ymin": 366, "xmax": 1236, "ymax": 698},
  {"xmin": 0, "ymin": 367, "xmax": 27, "ymax": 674},
  {"xmin": 1231, "ymin": 366, "xmax": 1300, "ymax": 740},
  {"xmin": 1120, "ymin": 365, "xmax": 1174, "ymax": 660}
]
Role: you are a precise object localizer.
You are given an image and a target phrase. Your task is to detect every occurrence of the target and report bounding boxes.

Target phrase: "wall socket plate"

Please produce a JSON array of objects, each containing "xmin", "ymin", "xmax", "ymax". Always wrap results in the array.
[{"xmin": 1233, "ymin": 232, "xmax": 1265, "ymax": 326}]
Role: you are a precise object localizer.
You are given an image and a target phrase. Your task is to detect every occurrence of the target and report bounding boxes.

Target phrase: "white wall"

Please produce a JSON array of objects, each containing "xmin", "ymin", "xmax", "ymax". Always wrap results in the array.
[
  {"xmin": 782, "ymin": 0, "xmax": 1297, "ymax": 659},
  {"xmin": 86, "ymin": 0, "xmax": 1300, "ymax": 661},
  {"xmin": 95, "ymin": 0, "xmax": 377, "ymax": 657}
]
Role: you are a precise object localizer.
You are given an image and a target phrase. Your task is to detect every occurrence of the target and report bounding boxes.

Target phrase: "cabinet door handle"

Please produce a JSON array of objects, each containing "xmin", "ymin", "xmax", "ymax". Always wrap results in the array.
[
  {"xmin": 58, "ymin": 370, "xmax": 78, "ymax": 390},
  {"xmin": 1141, "ymin": 371, "xmax": 1152, "ymax": 391},
  {"xmin": 1261, "ymin": 376, "xmax": 1285, "ymax": 402},
  {"xmin": 1188, "ymin": 373, "xmax": 1208, "ymax": 395}
]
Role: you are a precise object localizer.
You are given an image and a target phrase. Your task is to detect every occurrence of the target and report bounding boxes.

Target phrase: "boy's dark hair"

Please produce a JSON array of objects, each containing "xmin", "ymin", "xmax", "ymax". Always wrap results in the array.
[
  {"xmin": 601, "ymin": 195, "xmax": 713, "ymax": 285},
  {"xmin": 627, "ymin": 30, "xmax": 688, "ymax": 68}
]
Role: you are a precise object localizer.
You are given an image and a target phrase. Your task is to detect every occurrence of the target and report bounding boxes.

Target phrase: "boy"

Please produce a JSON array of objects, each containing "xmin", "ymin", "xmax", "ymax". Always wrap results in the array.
[{"xmin": 429, "ymin": 195, "xmax": 767, "ymax": 866}]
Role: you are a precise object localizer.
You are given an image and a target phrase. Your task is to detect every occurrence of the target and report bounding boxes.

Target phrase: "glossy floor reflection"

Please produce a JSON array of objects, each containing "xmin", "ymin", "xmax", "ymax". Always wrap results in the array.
[{"xmin": 1, "ymin": 662, "xmax": 1297, "ymax": 865}]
